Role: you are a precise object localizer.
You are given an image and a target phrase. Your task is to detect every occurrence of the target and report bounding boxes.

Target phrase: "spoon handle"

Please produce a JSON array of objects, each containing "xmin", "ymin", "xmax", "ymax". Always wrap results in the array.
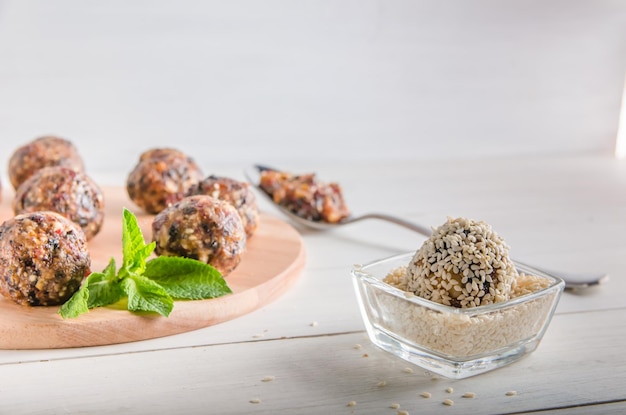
[
  {"xmin": 350, "ymin": 213, "xmax": 433, "ymax": 236},
  {"xmin": 353, "ymin": 213, "xmax": 608, "ymax": 291}
]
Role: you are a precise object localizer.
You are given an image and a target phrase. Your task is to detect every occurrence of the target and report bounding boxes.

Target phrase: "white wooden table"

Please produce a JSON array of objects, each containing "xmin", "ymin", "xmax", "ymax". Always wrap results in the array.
[{"xmin": 0, "ymin": 153, "xmax": 624, "ymax": 414}]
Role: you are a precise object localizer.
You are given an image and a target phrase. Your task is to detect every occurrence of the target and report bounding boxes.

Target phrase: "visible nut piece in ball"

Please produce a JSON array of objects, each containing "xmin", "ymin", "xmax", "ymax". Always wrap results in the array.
[
  {"xmin": 127, "ymin": 148, "xmax": 203, "ymax": 214},
  {"xmin": 13, "ymin": 166, "xmax": 105, "ymax": 240},
  {"xmin": 0, "ymin": 211, "xmax": 91, "ymax": 306},
  {"xmin": 187, "ymin": 175, "xmax": 260, "ymax": 238},
  {"xmin": 152, "ymin": 195, "xmax": 247, "ymax": 276},
  {"xmin": 8, "ymin": 135, "xmax": 85, "ymax": 190}
]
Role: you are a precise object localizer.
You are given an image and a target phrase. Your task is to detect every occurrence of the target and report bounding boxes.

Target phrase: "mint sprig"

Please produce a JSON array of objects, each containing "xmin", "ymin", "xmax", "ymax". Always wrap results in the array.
[{"xmin": 59, "ymin": 208, "xmax": 232, "ymax": 319}]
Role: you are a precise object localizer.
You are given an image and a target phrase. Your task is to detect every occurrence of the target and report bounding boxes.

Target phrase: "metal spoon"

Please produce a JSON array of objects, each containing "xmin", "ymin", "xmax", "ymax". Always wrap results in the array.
[{"xmin": 245, "ymin": 164, "xmax": 609, "ymax": 291}]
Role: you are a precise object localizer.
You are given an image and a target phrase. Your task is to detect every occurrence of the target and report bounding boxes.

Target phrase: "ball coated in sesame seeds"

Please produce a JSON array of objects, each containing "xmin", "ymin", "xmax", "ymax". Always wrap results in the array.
[{"xmin": 405, "ymin": 217, "xmax": 517, "ymax": 308}]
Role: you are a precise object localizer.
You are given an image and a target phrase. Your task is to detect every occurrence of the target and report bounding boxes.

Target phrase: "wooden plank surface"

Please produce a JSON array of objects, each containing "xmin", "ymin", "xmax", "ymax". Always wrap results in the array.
[
  {"xmin": 0, "ymin": 309, "xmax": 624, "ymax": 415},
  {"xmin": 0, "ymin": 187, "xmax": 306, "ymax": 349},
  {"xmin": 0, "ymin": 154, "xmax": 624, "ymax": 414}
]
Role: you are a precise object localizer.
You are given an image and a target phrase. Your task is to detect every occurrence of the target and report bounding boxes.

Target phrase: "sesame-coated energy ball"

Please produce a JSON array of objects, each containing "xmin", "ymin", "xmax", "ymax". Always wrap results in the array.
[
  {"xmin": 13, "ymin": 166, "xmax": 105, "ymax": 240},
  {"xmin": 0, "ymin": 211, "xmax": 91, "ymax": 306},
  {"xmin": 152, "ymin": 195, "xmax": 247, "ymax": 276},
  {"xmin": 8, "ymin": 135, "xmax": 85, "ymax": 190},
  {"xmin": 126, "ymin": 148, "xmax": 203, "ymax": 214},
  {"xmin": 187, "ymin": 175, "xmax": 260, "ymax": 238},
  {"xmin": 405, "ymin": 217, "xmax": 517, "ymax": 308}
]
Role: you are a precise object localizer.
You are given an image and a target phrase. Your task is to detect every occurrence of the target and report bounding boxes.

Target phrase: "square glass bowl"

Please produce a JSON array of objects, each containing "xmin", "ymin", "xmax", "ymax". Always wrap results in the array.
[{"xmin": 351, "ymin": 253, "xmax": 564, "ymax": 379}]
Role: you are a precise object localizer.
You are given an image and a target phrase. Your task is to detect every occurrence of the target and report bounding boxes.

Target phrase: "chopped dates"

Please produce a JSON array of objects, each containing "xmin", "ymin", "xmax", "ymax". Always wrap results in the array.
[{"xmin": 259, "ymin": 170, "xmax": 350, "ymax": 223}]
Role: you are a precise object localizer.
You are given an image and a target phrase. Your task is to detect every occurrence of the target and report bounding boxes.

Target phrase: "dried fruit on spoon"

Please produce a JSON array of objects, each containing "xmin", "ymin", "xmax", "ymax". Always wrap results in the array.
[{"xmin": 258, "ymin": 169, "xmax": 350, "ymax": 224}]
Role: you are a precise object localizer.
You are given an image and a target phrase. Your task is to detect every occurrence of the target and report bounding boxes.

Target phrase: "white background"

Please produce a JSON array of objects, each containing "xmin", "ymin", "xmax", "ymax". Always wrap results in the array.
[{"xmin": 0, "ymin": 0, "xmax": 625, "ymax": 184}]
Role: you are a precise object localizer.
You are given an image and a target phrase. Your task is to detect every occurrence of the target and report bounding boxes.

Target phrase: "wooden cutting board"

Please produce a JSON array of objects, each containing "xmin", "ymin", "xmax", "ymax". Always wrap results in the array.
[{"xmin": 0, "ymin": 186, "xmax": 305, "ymax": 349}]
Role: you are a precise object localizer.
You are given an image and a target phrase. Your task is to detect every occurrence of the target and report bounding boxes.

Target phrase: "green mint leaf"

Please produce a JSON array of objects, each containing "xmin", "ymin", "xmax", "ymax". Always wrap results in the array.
[
  {"xmin": 145, "ymin": 256, "xmax": 232, "ymax": 300},
  {"xmin": 58, "ymin": 280, "xmax": 90, "ymax": 319},
  {"xmin": 59, "ymin": 258, "xmax": 121, "ymax": 318},
  {"xmin": 59, "ymin": 209, "xmax": 232, "ymax": 318},
  {"xmin": 121, "ymin": 273, "xmax": 174, "ymax": 317},
  {"xmin": 122, "ymin": 208, "xmax": 155, "ymax": 273},
  {"xmin": 85, "ymin": 258, "xmax": 124, "ymax": 308}
]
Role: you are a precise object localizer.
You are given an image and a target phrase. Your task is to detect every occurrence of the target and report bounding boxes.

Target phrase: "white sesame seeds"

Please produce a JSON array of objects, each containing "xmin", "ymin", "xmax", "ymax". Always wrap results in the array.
[
  {"xmin": 390, "ymin": 403, "xmax": 400, "ymax": 409},
  {"xmin": 462, "ymin": 392, "xmax": 476, "ymax": 398},
  {"xmin": 347, "ymin": 401, "xmax": 356, "ymax": 407},
  {"xmin": 310, "ymin": 321, "xmax": 318, "ymax": 327},
  {"xmin": 261, "ymin": 376, "xmax": 275, "ymax": 382},
  {"xmin": 398, "ymin": 410, "xmax": 410, "ymax": 415},
  {"xmin": 442, "ymin": 399, "xmax": 454, "ymax": 406},
  {"xmin": 249, "ymin": 398, "xmax": 261, "ymax": 404},
  {"xmin": 377, "ymin": 380, "xmax": 387, "ymax": 387},
  {"xmin": 445, "ymin": 387, "xmax": 454, "ymax": 393},
  {"xmin": 402, "ymin": 367, "xmax": 414, "ymax": 374},
  {"xmin": 353, "ymin": 344, "xmax": 362, "ymax": 350},
  {"xmin": 420, "ymin": 392, "xmax": 432, "ymax": 398},
  {"xmin": 506, "ymin": 390, "xmax": 518, "ymax": 396}
]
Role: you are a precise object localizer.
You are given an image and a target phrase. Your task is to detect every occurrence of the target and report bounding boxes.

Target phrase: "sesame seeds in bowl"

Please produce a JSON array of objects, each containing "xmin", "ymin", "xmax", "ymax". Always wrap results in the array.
[{"xmin": 350, "ymin": 217, "xmax": 565, "ymax": 379}]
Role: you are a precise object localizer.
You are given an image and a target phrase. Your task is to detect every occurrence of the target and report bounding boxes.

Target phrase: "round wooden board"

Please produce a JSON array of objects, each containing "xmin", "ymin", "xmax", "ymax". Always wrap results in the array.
[{"xmin": 0, "ymin": 186, "xmax": 306, "ymax": 349}]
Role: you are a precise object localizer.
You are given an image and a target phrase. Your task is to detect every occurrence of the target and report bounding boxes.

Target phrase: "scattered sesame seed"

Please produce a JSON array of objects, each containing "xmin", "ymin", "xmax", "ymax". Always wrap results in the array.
[
  {"xmin": 443, "ymin": 399, "xmax": 454, "ymax": 406},
  {"xmin": 445, "ymin": 387, "xmax": 454, "ymax": 393},
  {"xmin": 398, "ymin": 410, "xmax": 410, "ymax": 415},
  {"xmin": 420, "ymin": 392, "xmax": 431, "ymax": 398},
  {"xmin": 252, "ymin": 334, "xmax": 264, "ymax": 339},
  {"xmin": 249, "ymin": 398, "xmax": 261, "ymax": 404},
  {"xmin": 362, "ymin": 353, "xmax": 369, "ymax": 358},
  {"xmin": 403, "ymin": 367, "xmax": 414, "ymax": 374},
  {"xmin": 462, "ymin": 392, "xmax": 476, "ymax": 399},
  {"xmin": 390, "ymin": 403, "xmax": 400, "ymax": 409},
  {"xmin": 310, "ymin": 321, "xmax": 318, "ymax": 327},
  {"xmin": 377, "ymin": 380, "xmax": 387, "ymax": 387},
  {"xmin": 353, "ymin": 344, "xmax": 362, "ymax": 350},
  {"xmin": 261, "ymin": 376, "xmax": 275, "ymax": 382},
  {"xmin": 347, "ymin": 401, "xmax": 357, "ymax": 407},
  {"xmin": 506, "ymin": 390, "xmax": 518, "ymax": 396}
]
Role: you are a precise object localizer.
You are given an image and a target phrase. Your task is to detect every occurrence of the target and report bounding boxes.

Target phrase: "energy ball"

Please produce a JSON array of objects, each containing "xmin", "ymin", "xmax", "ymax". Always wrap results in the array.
[
  {"xmin": 13, "ymin": 166, "xmax": 105, "ymax": 240},
  {"xmin": 8, "ymin": 135, "xmax": 84, "ymax": 190},
  {"xmin": 127, "ymin": 148, "xmax": 203, "ymax": 214},
  {"xmin": 187, "ymin": 175, "xmax": 260, "ymax": 238},
  {"xmin": 0, "ymin": 211, "xmax": 90, "ymax": 306},
  {"xmin": 152, "ymin": 195, "xmax": 246, "ymax": 276},
  {"xmin": 405, "ymin": 217, "xmax": 517, "ymax": 308},
  {"xmin": 138, "ymin": 148, "xmax": 189, "ymax": 162}
]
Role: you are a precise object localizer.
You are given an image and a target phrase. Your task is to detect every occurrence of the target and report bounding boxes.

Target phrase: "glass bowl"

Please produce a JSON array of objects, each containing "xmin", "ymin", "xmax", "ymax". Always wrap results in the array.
[{"xmin": 351, "ymin": 252, "xmax": 564, "ymax": 379}]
